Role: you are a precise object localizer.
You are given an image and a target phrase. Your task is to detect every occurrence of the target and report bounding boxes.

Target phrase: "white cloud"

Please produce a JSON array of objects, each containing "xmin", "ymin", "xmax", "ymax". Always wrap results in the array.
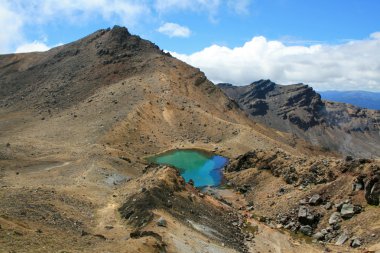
[
  {"xmin": 0, "ymin": 0, "xmax": 24, "ymax": 53},
  {"xmin": 154, "ymin": 0, "xmax": 220, "ymax": 13},
  {"xmin": 158, "ymin": 22, "xmax": 191, "ymax": 38},
  {"xmin": 0, "ymin": 0, "xmax": 251, "ymax": 54},
  {"xmin": 0, "ymin": 0, "xmax": 150, "ymax": 53},
  {"xmin": 227, "ymin": 0, "xmax": 251, "ymax": 15},
  {"xmin": 11, "ymin": 0, "xmax": 150, "ymax": 26},
  {"xmin": 172, "ymin": 33, "xmax": 380, "ymax": 91},
  {"xmin": 370, "ymin": 32, "xmax": 380, "ymax": 40},
  {"xmin": 154, "ymin": 0, "xmax": 221, "ymax": 21},
  {"xmin": 15, "ymin": 41, "xmax": 50, "ymax": 53}
]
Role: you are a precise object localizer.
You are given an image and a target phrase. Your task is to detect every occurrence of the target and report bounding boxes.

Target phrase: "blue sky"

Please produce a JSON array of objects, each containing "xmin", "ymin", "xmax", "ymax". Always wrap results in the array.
[{"xmin": 1, "ymin": 0, "xmax": 380, "ymax": 91}]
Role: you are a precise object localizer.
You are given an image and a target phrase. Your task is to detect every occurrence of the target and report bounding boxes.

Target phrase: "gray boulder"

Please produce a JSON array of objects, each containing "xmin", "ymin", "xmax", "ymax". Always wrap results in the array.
[
  {"xmin": 299, "ymin": 225, "xmax": 313, "ymax": 236},
  {"xmin": 298, "ymin": 205, "xmax": 308, "ymax": 218},
  {"xmin": 329, "ymin": 212, "xmax": 341, "ymax": 225},
  {"xmin": 156, "ymin": 217, "xmax": 167, "ymax": 227},
  {"xmin": 324, "ymin": 201, "xmax": 333, "ymax": 210},
  {"xmin": 312, "ymin": 232, "xmax": 325, "ymax": 241},
  {"xmin": 298, "ymin": 206, "xmax": 317, "ymax": 225},
  {"xmin": 350, "ymin": 237, "xmax": 362, "ymax": 248},
  {"xmin": 335, "ymin": 232, "xmax": 349, "ymax": 245},
  {"xmin": 335, "ymin": 201, "xmax": 344, "ymax": 212},
  {"xmin": 309, "ymin": 194, "xmax": 322, "ymax": 205},
  {"xmin": 341, "ymin": 204, "xmax": 355, "ymax": 219},
  {"xmin": 365, "ymin": 174, "xmax": 380, "ymax": 205}
]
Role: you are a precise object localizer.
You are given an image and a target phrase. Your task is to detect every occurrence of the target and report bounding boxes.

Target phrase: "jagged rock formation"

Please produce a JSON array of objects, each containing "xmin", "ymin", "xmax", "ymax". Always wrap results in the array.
[{"xmin": 218, "ymin": 80, "xmax": 380, "ymax": 158}]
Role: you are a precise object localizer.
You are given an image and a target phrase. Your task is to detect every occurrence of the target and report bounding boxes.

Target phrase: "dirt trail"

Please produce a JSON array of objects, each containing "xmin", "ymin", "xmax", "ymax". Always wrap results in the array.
[{"xmin": 44, "ymin": 161, "xmax": 71, "ymax": 171}]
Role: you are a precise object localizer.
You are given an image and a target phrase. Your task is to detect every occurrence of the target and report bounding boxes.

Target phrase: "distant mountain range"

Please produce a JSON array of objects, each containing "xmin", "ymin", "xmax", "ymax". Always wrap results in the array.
[{"xmin": 319, "ymin": 90, "xmax": 380, "ymax": 110}]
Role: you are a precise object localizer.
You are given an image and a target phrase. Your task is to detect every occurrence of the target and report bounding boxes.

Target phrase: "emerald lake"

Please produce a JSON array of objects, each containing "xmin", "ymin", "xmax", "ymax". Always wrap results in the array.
[{"xmin": 147, "ymin": 149, "xmax": 229, "ymax": 187}]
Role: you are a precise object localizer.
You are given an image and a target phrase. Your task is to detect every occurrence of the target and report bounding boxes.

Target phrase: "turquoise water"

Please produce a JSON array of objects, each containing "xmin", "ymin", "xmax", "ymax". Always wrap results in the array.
[{"xmin": 147, "ymin": 149, "xmax": 228, "ymax": 187}]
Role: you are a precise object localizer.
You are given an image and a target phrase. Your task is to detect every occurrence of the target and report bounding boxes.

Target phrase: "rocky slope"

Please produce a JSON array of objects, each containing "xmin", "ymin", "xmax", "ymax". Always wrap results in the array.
[
  {"xmin": 218, "ymin": 80, "xmax": 380, "ymax": 158},
  {"xmin": 224, "ymin": 149, "xmax": 380, "ymax": 250}
]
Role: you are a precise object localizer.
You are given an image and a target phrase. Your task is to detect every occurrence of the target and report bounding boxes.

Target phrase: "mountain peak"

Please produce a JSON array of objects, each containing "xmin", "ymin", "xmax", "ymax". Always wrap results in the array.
[
  {"xmin": 108, "ymin": 25, "xmax": 132, "ymax": 43},
  {"xmin": 250, "ymin": 79, "xmax": 273, "ymax": 86}
]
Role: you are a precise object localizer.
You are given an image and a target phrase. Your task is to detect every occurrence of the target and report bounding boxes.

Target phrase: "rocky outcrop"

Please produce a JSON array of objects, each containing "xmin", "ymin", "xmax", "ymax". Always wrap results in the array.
[
  {"xmin": 218, "ymin": 80, "xmax": 380, "ymax": 158},
  {"xmin": 218, "ymin": 80, "xmax": 324, "ymax": 130},
  {"xmin": 365, "ymin": 173, "xmax": 380, "ymax": 205},
  {"xmin": 118, "ymin": 167, "xmax": 246, "ymax": 251},
  {"xmin": 225, "ymin": 149, "xmax": 337, "ymax": 186}
]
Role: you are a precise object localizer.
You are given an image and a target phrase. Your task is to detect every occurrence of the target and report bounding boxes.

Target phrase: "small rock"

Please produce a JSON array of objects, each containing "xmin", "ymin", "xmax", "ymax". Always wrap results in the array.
[
  {"xmin": 350, "ymin": 237, "xmax": 361, "ymax": 248},
  {"xmin": 238, "ymin": 185, "xmax": 249, "ymax": 194},
  {"xmin": 335, "ymin": 202, "xmax": 344, "ymax": 212},
  {"xmin": 156, "ymin": 217, "xmax": 167, "ymax": 227},
  {"xmin": 298, "ymin": 206, "xmax": 308, "ymax": 219},
  {"xmin": 332, "ymin": 223, "xmax": 341, "ymax": 231},
  {"xmin": 298, "ymin": 206, "xmax": 317, "ymax": 225},
  {"xmin": 335, "ymin": 232, "xmax": 349, "ymax": 245},
  {"xmin": 329, "ymin": 212, "xmax": 341, "ymax": 225},
  {"xmin": 341, "ymin": 204, "xmax": 355, "ymax": 219},
  {"xmin": 309, "ymin": 194, "xmax": 322, "ymax": 205},
  {"xmin": 313, "ymin": 232, "xmax": 325, "ymax": 241},
  {"xmin": 320, "ymin": 229, "xmax": 328, "ymax": 235},
  {"xmin": 352, "ymin": 182, "xmax": 364, "ymax": 191},
  {"xmin": 353, "ymin": 205, "xmax": 362, "ymax": 214},
  {"xmin": 365, "ymin": 174, "xmax": 380, "ymax": 206},
  {"xmin": 325, "ymin": 233, "xmax": 334, "ymax": 241},
  {"xmin": 299, "ymin": 225, "xmax": 313, "ymax": 236},
  {"xmin": 284, "ymin": 221, "xmax": 295, "ymax": 229},
  {"xmin": 324, "ymin": 202, "xmax": 333, "ymax": 210}
]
